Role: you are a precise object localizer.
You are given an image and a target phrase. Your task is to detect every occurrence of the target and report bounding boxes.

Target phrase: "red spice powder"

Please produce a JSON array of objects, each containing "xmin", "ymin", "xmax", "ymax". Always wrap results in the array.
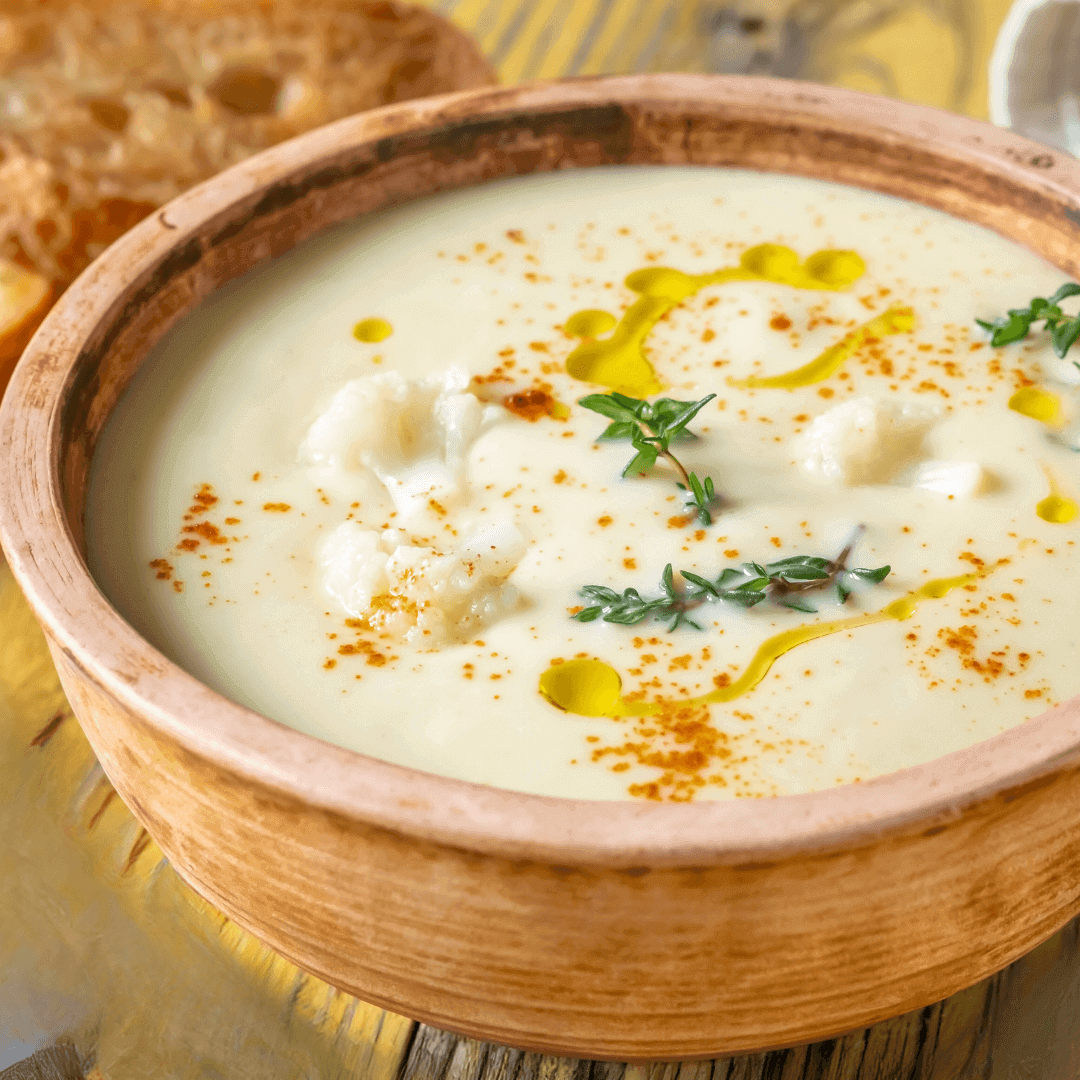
[
  {"xmin": 503, "ymin": 385, "xmax": 565, "ymax": 422},
  {"xmin": 592, "ymin": 702, "xmax": 733, "ymax": 803},
  {"xmin": 183, "ymin": 521, "xmax": 229, "ymax": 546},
  {"xmin": 188, "ymin": 484, "xmax": 218, "ymax": 515}
]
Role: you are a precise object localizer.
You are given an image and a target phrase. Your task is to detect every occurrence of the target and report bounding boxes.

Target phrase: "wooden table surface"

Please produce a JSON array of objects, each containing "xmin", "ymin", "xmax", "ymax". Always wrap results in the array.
[{"xmin": 3, "ymin": 1, "xmax": 1076, "ymax": 1078}]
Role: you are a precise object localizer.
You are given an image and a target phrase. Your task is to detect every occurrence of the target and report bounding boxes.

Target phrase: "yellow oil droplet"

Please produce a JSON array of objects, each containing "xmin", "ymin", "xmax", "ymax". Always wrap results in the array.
[
  {"xmin": 884, "ymin": 597, "xmax": 918, "ymax": 619},
  {"xmin": 913, "ymin": 578, "xmax": 955, "ymax": 600},
  {"xmin": 563, "ymin": 244, "xmax": 865, "ymax": 397},
  {"xmin": 623, "ymin": 266, "xmax": 700, "ymax": 300},
  {"xmin": 540, "ymin": 571, "xmax": 980, "ymax": 718},
  {"xmin": 1009, "ymin": 386, "xmax": 1062, "ymax": 426},
  {"xmin": 739, "ymin": 244, "xmax": 802, "ymax": 280},
  {"xmin": 539, "ymin": 659, "xmax": 624, "ymax": 716},
  {"xmin": 1037, "ymin": 463, "xmax": 1078, "ymax": 523},
  {"xmin": 1038, "ymin": 495, "xmax": 1076, "ymax": 523},
  {"xmin": 803, "ymin": 249, "xmax": 867, "ymax": 287},
  {"xmin": 353, "ymin": 317, "xmax": 393, "ymax": 343},
  {"xmin": 564, "ymin": 309, "xmax": 617, "ymax": 338},
  {"xmin": 733, "ymin": 304, "xmax": 915, "ymax": 390}
]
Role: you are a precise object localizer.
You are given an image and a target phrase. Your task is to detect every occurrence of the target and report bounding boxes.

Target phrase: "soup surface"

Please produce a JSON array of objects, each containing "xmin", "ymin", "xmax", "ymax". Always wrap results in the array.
[{"xmin": 87, "ymin": 166, "xmax": 1080, "ymax": 801}]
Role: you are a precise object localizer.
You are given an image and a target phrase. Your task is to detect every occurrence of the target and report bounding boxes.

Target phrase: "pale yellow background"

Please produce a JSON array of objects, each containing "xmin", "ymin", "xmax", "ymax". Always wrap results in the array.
[{"xmin": 432, "ymin": 0, "xmax": 1014, "ymax": 118}]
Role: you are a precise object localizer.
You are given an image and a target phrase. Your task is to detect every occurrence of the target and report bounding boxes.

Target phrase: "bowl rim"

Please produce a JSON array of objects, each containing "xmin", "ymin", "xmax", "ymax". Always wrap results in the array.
[{"xmin": 5, "ymin": 72, "xmax": 1080, "ymax": 869}]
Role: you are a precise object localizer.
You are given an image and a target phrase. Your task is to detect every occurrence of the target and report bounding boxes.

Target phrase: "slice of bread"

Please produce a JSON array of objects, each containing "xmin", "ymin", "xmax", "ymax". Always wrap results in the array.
[
  {"xmin": 0, "ymin": 0, "xmax": 495, "ymax": 396},
  {"xmin": 0, "ymin": 259, "xmax": 51, "ymax": 376}
]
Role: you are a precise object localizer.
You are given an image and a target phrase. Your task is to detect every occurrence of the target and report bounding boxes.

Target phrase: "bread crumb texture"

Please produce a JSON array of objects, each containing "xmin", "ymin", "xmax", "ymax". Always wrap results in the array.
[{"xmin": 0, "ymin": 0, "xmax": 493, "ymax": 388}]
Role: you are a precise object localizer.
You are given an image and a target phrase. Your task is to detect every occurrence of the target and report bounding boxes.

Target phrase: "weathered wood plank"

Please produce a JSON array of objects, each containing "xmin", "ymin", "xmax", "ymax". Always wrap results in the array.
[
  {"xmin": 393, "ymin": 938, "xmax": 1066, "ymax": 1080},
  {"xmin": 0, "ymin": 1043, "xmax": 82, "ymax": 1080}
]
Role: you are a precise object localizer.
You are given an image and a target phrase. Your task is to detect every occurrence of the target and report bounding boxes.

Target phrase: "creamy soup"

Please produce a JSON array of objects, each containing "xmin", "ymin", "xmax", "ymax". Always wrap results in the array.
[{"xmin": 86, "ymin": 166, "xmax": 1080, "ymax": 801}]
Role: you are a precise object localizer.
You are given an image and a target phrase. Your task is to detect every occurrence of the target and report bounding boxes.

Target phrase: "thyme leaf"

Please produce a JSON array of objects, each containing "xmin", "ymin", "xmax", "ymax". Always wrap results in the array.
[
  {"xmin": 579, "ymin": 391, "xmax": 719, "ymax": 524},
  {"xmin": 977, "ymin": 283, "xmax": 1080, "ymax": 359},
  {"xmin": 572, "ymin": 526, "xmax": 890, "ymax": 629}
]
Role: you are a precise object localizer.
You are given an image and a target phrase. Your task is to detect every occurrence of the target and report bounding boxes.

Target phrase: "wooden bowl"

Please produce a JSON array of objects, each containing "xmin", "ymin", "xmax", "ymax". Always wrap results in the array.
[{"xmin": 5, "ymin": 75, "xmax": 1080, "ymax": 1061}]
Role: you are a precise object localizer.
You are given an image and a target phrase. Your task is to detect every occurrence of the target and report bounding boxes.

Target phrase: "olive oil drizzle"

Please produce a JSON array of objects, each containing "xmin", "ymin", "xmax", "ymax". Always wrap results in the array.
[
  {"xmin": 562, "ymin": 244, "xmax": 866, "ymax": 397},
  {"xmin": 539, "ymin": 571, "xmax": 979, "ymax": 718},
  {"xmin": 732, "ymin": 304, "xmax": 915, "ymax": 390},
  {"xmin": 1037, "ymin": 462, "xmax": 1079, "ymax": 523}
]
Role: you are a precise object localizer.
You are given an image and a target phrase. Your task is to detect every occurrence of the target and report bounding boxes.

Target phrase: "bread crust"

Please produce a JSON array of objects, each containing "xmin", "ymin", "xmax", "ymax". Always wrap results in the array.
[
  {"xmin": 0, "ymin": 261, "xmax": 51, "ymax": 394},
  {"xmin": 0, "ymin": 0, "xmax": 495, "ymax": 397}
]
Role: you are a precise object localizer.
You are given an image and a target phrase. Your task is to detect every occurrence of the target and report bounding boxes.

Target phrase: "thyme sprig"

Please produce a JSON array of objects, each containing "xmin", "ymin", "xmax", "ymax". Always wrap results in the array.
[
  {"xmin": 977, "ymin": 283, "xmax": 1080, "ymax": 359},
  {"xmin": 573, "ymin": 527, "xmax": 890, "ymax": 630},
  {"xmin": 576, "ymin": 563, "xmax": 702, "ymax": 631},
  {"xmin": 578, "ymin": 391, "xmax": 719, "ymax": 525}
]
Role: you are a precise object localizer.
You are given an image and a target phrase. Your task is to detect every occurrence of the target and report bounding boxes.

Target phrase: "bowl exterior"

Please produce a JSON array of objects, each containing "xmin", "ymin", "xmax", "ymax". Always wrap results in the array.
[
  {"xmin": 7, "ymin": 75, "xmax": 1080, "ymax": 1058},
  {"xmin": 43, "ymin": 633, "xmax": 1080, "ymax": 1059}
]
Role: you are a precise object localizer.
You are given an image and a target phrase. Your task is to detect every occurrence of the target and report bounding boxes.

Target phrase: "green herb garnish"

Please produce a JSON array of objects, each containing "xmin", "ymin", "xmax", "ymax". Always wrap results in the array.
[
  {"xmin": 573, "ymin": 527, "xmax": 890, "ymax": 630},
  {"xmin": 977, "ymin": 283, "xmax": 1080, "ymax": 358},
  {"xmin": 578, "ymin": 391, "xmax": 719, "ymax": 525},
  {"xmin": 576, "ymin": 563, "xmax": 703, "ymax": 631}
]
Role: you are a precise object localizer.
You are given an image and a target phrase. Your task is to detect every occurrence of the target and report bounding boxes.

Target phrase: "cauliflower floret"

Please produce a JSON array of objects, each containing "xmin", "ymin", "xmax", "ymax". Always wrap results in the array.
[
  {"xmin": 910, "ymin": 460, "xmax": 985, "ymax": 498},
  {"xmin": 319, "ymin": 522, "xmax": 389, "ymax": 615},
  {"xmin": 798, "ymin": 396, "xmax": 939, "ymax": 485},
  {"xmin": 300, "ymin": 368, "xmax": 497, "ymax": 521},
  {"xmin": 458, "ymin": 520, "xmax": 529, "ymax": 577},
  {"xmin": 318, "ymin": 519, "xmax": 527, "ymax": 647}
]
